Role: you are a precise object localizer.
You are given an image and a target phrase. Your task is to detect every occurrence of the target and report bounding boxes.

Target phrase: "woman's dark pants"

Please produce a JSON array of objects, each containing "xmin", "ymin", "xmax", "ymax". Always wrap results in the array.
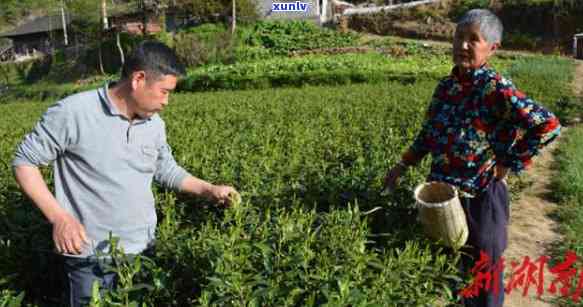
[{"xmin": 459, "ymin": 179, "xmax": 510, "ymax": 307}]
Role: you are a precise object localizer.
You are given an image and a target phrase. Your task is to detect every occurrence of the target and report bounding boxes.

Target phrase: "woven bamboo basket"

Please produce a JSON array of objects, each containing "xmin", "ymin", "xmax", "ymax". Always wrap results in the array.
[{"xmin": 414, "ymin": 182, "xmax": 469, "ymax": 249}]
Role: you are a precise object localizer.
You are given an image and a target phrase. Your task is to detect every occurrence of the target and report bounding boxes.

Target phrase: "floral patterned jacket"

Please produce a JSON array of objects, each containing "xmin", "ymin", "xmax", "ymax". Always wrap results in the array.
[{"xmin": 402, "ymin": 64, "xmax": 561, "ymax": 196}]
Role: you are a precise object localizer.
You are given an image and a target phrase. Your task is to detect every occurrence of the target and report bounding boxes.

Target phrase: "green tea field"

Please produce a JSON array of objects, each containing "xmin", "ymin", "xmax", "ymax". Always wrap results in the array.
[{"xmin": 0, "ymin": 50, "xmax": 576, "ymax": 306}]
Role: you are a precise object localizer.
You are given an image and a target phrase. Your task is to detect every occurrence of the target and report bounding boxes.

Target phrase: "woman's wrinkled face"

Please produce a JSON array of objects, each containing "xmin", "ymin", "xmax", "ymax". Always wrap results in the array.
[{"xmin": 453, "ymin": 23, "xmax": 498, "ymax": 72}]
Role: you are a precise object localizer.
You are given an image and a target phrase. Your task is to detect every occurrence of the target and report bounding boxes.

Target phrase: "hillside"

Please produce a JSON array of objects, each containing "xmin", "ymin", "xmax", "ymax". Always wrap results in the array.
[{"xmin": 345, "ymin": 0, "xmax": 583, "ymax": 54}]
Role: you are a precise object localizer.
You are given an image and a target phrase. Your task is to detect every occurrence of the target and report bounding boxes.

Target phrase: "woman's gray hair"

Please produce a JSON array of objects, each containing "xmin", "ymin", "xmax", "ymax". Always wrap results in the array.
[{"xmin": 458, "ymin": 9, "xmax": 503, "ymax": 44}]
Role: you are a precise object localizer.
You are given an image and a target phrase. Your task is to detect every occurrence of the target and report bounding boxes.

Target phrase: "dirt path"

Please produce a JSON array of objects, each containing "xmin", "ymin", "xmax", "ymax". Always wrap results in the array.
[
  {"xmin": 502, "ymin": 60, "xmax": 583, "ymax": 307},
  {"xmin": 503, "ymin": 139, "xmax": 561, "ymax": 307}
]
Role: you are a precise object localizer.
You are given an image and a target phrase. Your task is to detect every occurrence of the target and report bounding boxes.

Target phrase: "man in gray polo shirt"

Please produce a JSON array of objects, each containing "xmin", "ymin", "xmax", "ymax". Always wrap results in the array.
[{"xmin": 12, "ymin": 41, "xmax": 239, "ymax": 306}]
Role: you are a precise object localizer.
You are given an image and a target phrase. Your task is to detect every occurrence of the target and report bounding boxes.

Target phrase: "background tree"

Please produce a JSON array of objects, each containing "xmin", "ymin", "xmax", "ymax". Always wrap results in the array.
[
  {"xmin": 231, "ymin": 0, "xmax": 236, "ymax": 34},
  {"xmin": 98, "ymin": 0, "xmax": 109, "ymax": 74},
  {"xmin": 64, "ymin": 0, "xmax": 106, "ymax": 74},
  {"xmin": 171, "ymin": 0, "xmax": 258, "ymax": 24},
  {"xmin": 0, "ymin": 0, "xmax": 60, "ymax": 30}
]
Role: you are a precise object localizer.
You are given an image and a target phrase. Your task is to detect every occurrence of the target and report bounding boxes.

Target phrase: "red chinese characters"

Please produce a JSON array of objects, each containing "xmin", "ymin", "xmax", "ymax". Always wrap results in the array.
[
  {"xmin": 460, "ymin": 250, "xmax": 583, "ymax": 302},
  {"xmin": 505, "ymin": 255, "xmax": 548, "ymax": 297},
  {"xmin": 460, "ymin": 250, "xmax": 504, "ymax": 298}
]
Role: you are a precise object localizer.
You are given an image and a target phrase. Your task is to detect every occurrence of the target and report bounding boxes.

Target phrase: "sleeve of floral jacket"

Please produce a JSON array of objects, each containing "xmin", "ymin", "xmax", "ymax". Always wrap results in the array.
[{"xmin": 488, "ymin": 76, "xmax": 561, "ymax": 173}]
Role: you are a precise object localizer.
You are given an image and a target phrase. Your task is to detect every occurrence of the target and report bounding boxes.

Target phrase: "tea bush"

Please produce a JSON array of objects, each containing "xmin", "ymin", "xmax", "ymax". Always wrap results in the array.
[
  {"xmin": 550, "ymin": 126, "xmax": 583, "ymax": 306},
  {"xmin": 245, "ymin": 21, "xmax": 359, "ymax": 55},
  {"xmin": 180, "ymin": 52, "xmax": 452, "ymax": 91},
  {"xmin": 0, "ymin": 47, "xmax": 575, "ymax": 306},
  {"xmin": 0, "ymin": 81, "xmax": 460, "ymax": 305},
  {"xmin": 506, "ymin": 55, "xmax": 575, "ymax": 119}
]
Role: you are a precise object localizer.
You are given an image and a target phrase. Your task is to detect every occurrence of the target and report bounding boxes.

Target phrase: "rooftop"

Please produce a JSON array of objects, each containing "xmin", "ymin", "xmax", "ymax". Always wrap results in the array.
[{"xmin": 0, "ymin": 15, "xmax": 71, "ymax": 38}]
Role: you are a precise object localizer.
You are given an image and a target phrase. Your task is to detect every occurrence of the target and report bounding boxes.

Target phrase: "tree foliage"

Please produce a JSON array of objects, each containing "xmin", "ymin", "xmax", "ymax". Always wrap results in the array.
[
  {"xmin": 0, "ymin": 0, "xmax": 59, "ymax": 30},
  {"xmin": 173, "ymin": 0, "xmax": 258, "ymax": 23}
]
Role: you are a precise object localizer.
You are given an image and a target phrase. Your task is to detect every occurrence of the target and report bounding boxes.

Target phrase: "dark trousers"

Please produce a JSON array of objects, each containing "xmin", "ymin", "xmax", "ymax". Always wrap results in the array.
[
  {"xmin": 60, "ymin": 247, "xmax": 154, "ymax": 307},
  {"xmin": 62, "ymin": 256, "xmax": 117, "ymax": 307},
  {"xmin": 459, "ymin": 179, "xmax": 510, "ymax": 307}
]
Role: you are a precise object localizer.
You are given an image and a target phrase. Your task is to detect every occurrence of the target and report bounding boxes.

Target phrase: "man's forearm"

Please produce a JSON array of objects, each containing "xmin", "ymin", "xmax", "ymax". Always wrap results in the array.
[
  {"xmin": 13, "ymin": 165, "xmax": 67, "ymax": 224},
  {"xmin": 179, "ymin": 175, "xmax": 214, "ymax": 198}
]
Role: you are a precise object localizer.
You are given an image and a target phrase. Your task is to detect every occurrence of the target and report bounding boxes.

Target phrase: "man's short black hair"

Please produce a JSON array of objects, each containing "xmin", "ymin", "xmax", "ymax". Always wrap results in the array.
[{"xmin": 121, "ymin": 40, "xmax": 185, "ymax": 80}]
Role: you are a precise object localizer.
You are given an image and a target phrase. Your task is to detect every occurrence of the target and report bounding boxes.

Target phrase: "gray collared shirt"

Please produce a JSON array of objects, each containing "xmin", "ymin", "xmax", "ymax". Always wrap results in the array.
[{"xmin": 13, "ymin": 83, "xmax": 190, "ymax": 256}]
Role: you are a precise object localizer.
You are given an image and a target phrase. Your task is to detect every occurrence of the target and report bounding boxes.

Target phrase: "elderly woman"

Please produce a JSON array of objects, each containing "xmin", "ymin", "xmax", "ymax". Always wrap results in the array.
[{"xmin": 383, "ymin": 9, "xmax": 561, "ymax": 307}]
